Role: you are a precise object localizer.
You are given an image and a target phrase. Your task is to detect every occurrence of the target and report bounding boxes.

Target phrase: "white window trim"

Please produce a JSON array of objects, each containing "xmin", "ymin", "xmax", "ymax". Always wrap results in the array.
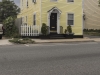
[{"xmin": 67, "ymin": 13, "xmax": 74, "ymax": 26}]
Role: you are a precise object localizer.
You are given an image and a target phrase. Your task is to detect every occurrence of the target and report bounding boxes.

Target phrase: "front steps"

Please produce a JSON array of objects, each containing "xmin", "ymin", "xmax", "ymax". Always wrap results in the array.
[{"xmin": 49, "ymin": 33, "xmax": 65, "ymax": 39}]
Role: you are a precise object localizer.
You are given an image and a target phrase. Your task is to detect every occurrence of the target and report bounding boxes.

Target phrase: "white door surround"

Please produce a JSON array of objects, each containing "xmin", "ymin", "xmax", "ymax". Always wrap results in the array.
[{"xmin": 47, "ymin": 7, "xmax": 61, "ymax": 34}]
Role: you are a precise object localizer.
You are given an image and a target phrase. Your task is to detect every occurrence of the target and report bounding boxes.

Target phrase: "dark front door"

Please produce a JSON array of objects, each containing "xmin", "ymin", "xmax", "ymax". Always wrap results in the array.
[{"xmin": 50, "ymin": 13, "xmax": 57, "ymax": 32}]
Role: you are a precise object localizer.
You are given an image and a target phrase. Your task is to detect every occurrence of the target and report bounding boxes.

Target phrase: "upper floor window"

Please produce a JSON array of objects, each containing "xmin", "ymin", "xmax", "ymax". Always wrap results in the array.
[
  {"xmin": 50, "ymin": 0, "xmax": 57, "ymax": 2},
  {"xmin": 32, "ymin": 0, "xmax": 36, "ymax": 3},
  {"xmin": 33, "ymin": 13, "xmax": 36, "ymax": 25},
  {"xmin": 67, "ymin": 13, "xmax": 74, "ymax": 25},
  {"xmin": 67, "ymin": 0, "xmax": 74, "ymax": 2},
  {"xmin": 26, "ymin": 0, "xmax": 28, "ymax": 7}
]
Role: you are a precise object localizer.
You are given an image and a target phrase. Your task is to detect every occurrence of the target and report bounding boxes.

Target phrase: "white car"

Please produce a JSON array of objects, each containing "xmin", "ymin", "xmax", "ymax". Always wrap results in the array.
[{"xmin": 0, "ymin": 24, "xmax": 3, "ymax": 39}]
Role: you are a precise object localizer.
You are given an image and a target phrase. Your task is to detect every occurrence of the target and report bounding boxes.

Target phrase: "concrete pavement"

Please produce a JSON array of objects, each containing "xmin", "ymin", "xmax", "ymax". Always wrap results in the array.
[
  {"xmin": 0, "ymin": 39, "xmax": 13, "ymax": 46},
  {"xmin": 33, "ymin": 37, "xmax": 95, "ymax": 43},
  {"xmin": 1, "ymin": 36, "xmax": 100, "ymax": 45}
]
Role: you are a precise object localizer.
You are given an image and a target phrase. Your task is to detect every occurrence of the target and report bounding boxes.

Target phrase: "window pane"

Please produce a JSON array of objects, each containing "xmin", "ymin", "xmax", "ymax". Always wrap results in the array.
[
  {"xmin": 34, "ymin": 21, "xmax": 35, "ymax": 25},
  {"xmin": 68, "ymin": 20, "xmax": 73, "ymax": 25},
  {"xmin": 51, "ymin": 0, "xmax": 57, "ymax": 1},
  {"xmin": 68, "ymin": 14, "xmax": 74, "ymax": 20},
  {"xmin": 26, "ymin": 16, "xmax": 27, "ymax": 22},
  {"xmin": 33, "ymin": 14, "xmax": 36, "ymax": 25},
  {"xmin": 68, "ymin": 0, "xmax": 74, "ymax": 2}
]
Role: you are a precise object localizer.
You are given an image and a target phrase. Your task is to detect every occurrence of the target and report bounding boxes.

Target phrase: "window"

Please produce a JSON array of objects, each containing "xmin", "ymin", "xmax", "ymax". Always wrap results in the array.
[
  {"xmin": 32, "ymin": 0, "xmax": 36, "ymax": 3},
  {"xmin": 67, "ymin": 13, "xmax": 74, "ymax": 25},
  {"xmin": 50, "ymin": 0, "xmax": 57, "ymax": 2},
  {"xmin": 67, "ymin": 0, "xmax": 74, "ymax": 2},
  {"xmin": 25, "ymin": 16, "xmax": 27, "ymax": 23},
  {"xmin": 33, "ymin": 14, "xmax": 36, "ymax": 25},
  {"xmin": 26, "ymin": 16, "xmax": 27, "ymax": 22},
  {"xmin": 22, "ymin": 17, "xmax": 24, "ymax": 24},
  {"xmin": 26, "ymin": 0, "xmax": 28, "ymax": 7},
  {"xmin": 24, "ymin": 16, "xmax": 27, "ymax": 25}
]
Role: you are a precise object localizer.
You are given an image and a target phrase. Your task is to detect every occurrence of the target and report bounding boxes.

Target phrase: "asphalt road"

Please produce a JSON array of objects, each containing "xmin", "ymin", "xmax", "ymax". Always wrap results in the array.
[{"xmin": 0, "ymin": 42, "xmax": 100, "ymax": 75}]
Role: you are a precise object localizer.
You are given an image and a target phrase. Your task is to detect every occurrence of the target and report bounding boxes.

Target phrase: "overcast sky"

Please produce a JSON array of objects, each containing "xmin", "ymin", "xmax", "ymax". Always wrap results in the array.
[
  {"xmin": 14, "ymin": 0, "xmax": 20, "ymax": 6},
  {"xmin": 0, "ymin": 0, "xmax": 20, "ymax": 6}
]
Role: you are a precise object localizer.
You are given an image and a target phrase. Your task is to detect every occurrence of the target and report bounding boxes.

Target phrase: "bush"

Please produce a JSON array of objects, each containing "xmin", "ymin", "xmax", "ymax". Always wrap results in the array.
[
  {"xmin": 9, "ymin": 38, "xmax": 35, "ymax": 44},
  {"xmin": 84, "ymin": 29, "xmax": 100, "ymax": 33},
  {"xmin": 64, "ymin": 29, "xmax": 67, "ymax": 34},
  {"xmin": 41, "ymin": 23, "xmax": 48, "ymax": 35},
  {"xmin": 3, "ymin": 16, "xmax": 19, "ymax": 37},
  {"xmin": 67, "ymin": 25, "xmax": 72, "ymax": 33},
  {"xmin": 84, "ymin": 29, "xmax": 88, "ymax": 32}
]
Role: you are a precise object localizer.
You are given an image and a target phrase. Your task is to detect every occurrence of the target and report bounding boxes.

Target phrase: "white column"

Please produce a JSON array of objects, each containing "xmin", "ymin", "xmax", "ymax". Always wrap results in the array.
[{"xmin": 57, "ymin": 13, "xmax": 60, "ymax": 34}]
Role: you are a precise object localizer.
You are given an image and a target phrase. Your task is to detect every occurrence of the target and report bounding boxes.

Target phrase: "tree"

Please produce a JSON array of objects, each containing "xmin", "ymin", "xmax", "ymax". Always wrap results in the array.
[{"xmin": 0, "ymin": 0, "xmax": 20, "ymax": 22}]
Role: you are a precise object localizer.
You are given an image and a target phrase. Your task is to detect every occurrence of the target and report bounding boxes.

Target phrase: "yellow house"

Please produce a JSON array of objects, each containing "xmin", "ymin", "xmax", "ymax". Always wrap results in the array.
[{"xmin": 18, "ymin": 0, "xmax": 83, "ymax": 37}]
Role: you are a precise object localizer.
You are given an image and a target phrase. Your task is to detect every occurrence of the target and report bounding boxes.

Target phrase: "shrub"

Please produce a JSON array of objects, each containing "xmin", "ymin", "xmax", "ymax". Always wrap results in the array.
[
  {"xmin": 64, "ymin": 29, "xmax": 67, "ymax": 34},
  {"xmin": 67, "ymin": 25, "xmax": 72, "ymax": 33},
  {"xmin": 3, "ymin": 16, "xmax": 19, "ymax": 37},
  {"xmin": 41, "ymin": 23, "xmax": 48, "ymax": 35},
  {"xmin": 84, "ymin": 29, "xmax": 88, "ymax": 32},
  {"xmin": 9, "ymin": 38, "xmax": 35, "ymax": 44},
  {"xmin": 84, "ymin": 29, "xmax": 100, "ymax": 33}
]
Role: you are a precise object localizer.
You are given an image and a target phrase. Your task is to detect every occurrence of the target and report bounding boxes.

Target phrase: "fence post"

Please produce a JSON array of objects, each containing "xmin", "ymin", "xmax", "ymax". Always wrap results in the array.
[{"xmin": 29, "ymin": 25, "xmax": 30, "ymax": 36}]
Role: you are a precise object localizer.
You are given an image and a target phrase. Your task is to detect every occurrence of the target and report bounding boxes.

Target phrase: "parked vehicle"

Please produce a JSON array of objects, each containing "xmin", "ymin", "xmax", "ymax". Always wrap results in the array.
[{"xmin": 0, "ymin": 24, "xmax": 3, "ymax": 39}]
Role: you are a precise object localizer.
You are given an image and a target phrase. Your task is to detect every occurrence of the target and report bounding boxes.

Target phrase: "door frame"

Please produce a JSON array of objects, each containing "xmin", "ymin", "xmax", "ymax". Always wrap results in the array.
[
  {"xmin": 47, "ymin": 7, "xmax": 61, "ymax": 34},
  {"xmin": 50, "ymin": 13, "xmax": 57, "ymax": 32}
]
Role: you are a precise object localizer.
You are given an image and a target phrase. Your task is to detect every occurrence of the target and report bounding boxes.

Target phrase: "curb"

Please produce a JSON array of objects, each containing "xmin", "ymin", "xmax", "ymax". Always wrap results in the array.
[
  {"xmin": 34, "ymin": 40, "xmax": 95, "ymax": 44},
  {"xmin": 0, "ymin": 40, "xmax": 95, "ymax": 45},
  {"xmin": 0, "ymin": 44, "xmax": 13, "ymax": 46}
]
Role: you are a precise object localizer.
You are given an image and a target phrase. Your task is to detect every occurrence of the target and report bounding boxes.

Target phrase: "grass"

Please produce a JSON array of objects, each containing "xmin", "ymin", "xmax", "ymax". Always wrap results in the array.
[{"xmin": 9, "ymin": 38, "xmax": 35, "ymax": 44}]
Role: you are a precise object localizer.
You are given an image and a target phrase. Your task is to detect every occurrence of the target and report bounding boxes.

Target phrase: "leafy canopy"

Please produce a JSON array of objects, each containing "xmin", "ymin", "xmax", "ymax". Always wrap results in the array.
[{"xmin": 0, "ymin": 0, "xmax": 20, "ymax": 22}]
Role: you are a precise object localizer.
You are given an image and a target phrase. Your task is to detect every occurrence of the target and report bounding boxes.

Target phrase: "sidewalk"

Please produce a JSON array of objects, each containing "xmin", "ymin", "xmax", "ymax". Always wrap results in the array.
[
  {"xmin": 0, "ymin": 39, "xmax": 13, "ymax": 46},
  {"xmin": 1, "ymin": 37, "xmax": 100, "ymax": 46},
  {"xmin": 32, "ymin": 37, "xmax": 95, "ymax": 43},
  {"xmin": 92, "ymin": 38, "xmax": 100, "ymax": 42}
]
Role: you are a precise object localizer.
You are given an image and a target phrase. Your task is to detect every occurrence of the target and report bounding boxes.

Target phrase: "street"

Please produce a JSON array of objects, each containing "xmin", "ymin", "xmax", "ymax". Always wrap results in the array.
[{"xmin": 0, "ymin": 42, "xmax": 100, "ymax": 75}]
